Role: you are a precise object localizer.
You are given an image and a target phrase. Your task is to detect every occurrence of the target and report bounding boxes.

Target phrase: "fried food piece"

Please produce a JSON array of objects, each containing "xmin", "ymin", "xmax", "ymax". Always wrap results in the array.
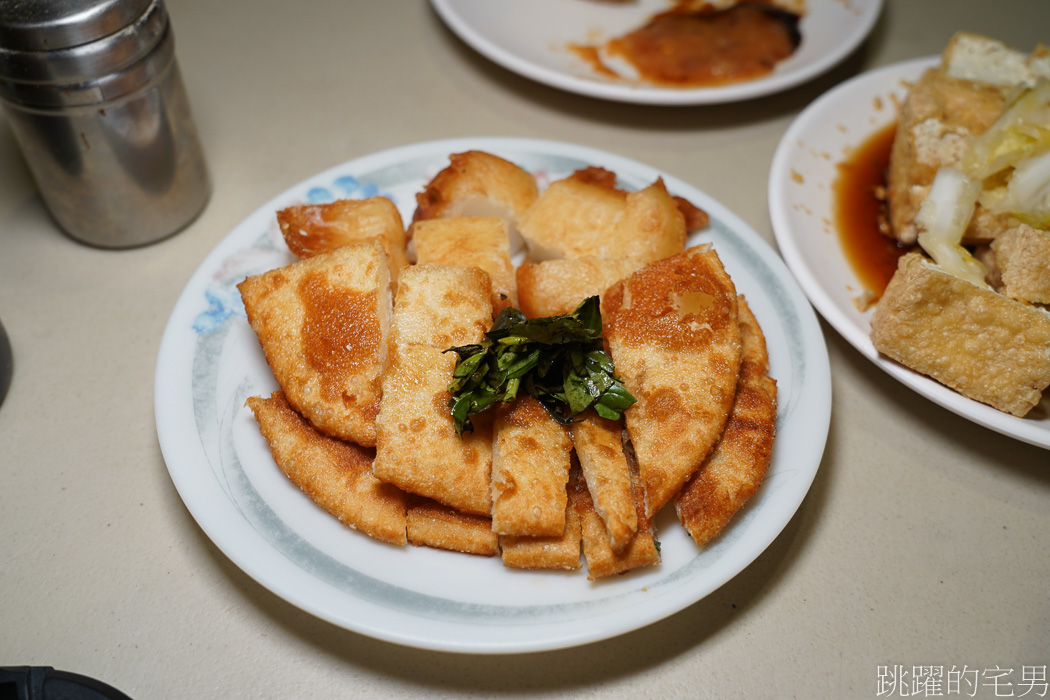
[
  {"xmin": 990, "ymin": 223, "xmax": 1050, "ymax": 304},
  {"xmin": 276, "ymin": 197, "xmax": 408, "ymax": 287},
  {"xmin": 246, "ymin": 391, "xmax": 408, "ymax": 545},
  {"xmin": 871, "ymin": 252, "xmax": 1050, "ymax": 416},
  {"xmin": 237, "ymin": 240, "xmax": 391, "ymax": 447},
  {"xmin": 518, "ymin": 168, "xmax": 687, "ymax": 263},
  {"xmin": 411, "ymin": 216, "xmax": 517, "ymax": 315},
  {"xmin": 603, "ymin": 244, "xmax": 741, "ymax": 517},
  {"xmin": 413, "ymin": 150, "xmax": 539, "ymax": 249},
  {"xmin": 942, "ymin": 32, "xmax": 1050, "ymax": 88},
  {"xmin": 516, "ymin": 256, "xmax": 645, "ymax": 319},
  {"xmin": 886, "ymin": 67, "xmax": 1006, "ymax": 245},
  {"xmin": 675, "ymin": 297, "xmax": 777, "ymax": 548},
  {"xmin": 407, "ymin": 500, "xmax": 499, "ymax": 556},
  {"xmin": 388, "ymin": 263, "xmax": 493, "ymax": 350},
  {"xmin": 374, "ymin": 345, "xmax": 494, "ymax": 516},
  {"xmin": 490, "ymin": 396, "xmax": 574, "ymax": 537},
  {"xmin": 499, "ymin": 479, "xmax": 583, "ymax": 571},
  {"xmin": 576, "ymin": 461, "xmax": 659, "ymax": 580},
  {"xmin": 570, "ymin": 412, "xmax": 637, "ymax": 553}
]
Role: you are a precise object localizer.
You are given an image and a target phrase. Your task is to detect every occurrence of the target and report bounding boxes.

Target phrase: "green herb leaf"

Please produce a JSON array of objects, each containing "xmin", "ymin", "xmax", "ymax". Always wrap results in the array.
[{"xmin": 445, "ymin": 296, "xmax": 636, "ymax": 434}]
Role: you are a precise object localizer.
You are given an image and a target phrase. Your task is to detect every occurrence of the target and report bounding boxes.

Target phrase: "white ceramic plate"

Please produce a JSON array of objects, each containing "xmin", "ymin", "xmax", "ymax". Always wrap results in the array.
[
  {"xmin": 769, "ymin": 58, "xmax": 1050, "ymax": 449},
  {"xmin": 155, "ymin": 137, "xmax": 831, "ymax": 653},
  {"xmin": 429, "ymin": 0, "xmax": 883, "ymax": 105}
]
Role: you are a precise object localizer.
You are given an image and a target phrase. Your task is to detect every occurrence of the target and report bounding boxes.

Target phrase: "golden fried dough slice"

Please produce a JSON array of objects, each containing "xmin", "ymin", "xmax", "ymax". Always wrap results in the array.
[
  {"xmin": 237, "ymin": 240, "xmax": 391, "ymax": 447},
  {"xmin": 490, "ymin": 396, "xmax": 574, "ymax": 537},
  {"xmin": 407, "ymin": 500, "xmax": 499, "ymax": 556},
  {"xmin": 246, "ymin": 391, "xmax": 408, "ymax": 545},
  {"xmin": 871, "ymin": 252, "xmax": 1050, "ymax": 416},
  {"xmin": 675, "ymin": 298, "xmax": 777, "ymax": 547},
  {"xmin": 516, "ymin": 257, "xmax": 645, "ymax": 319},
  {"xmin": 411, "ymin": 216, "xmax": 517, "ymax": 315},
  {"xmin": 413, "ymin": 150, "xmax": 539, "ymax": 245},
  {"xmin": 518, "ymin": 168, "xmax": 686, "ymax": 263},
  {"xmin": 499, "ymin": 478, "xmax": 583, "ymax": 571},
  {"xmin": 886, "ymin": 67, "xmax": 1006, "ymax": 245},
  {"xmin": 602, "ymin": 244, "xmax": 741, "ymax": 517},
  {"xmin": 990, "ymin": 224, "xmax": 1050, "ymax": 304},
  {"xmin": 570, "ymin": 412, "xmax": 637, "ymax": 553},
  {"xmin": 276, "ymin": 197, "xmax": 408, "ymax": 287},
  {"xmin": 389, "ymin": 263, "xmax": 493, "ymax": 350},
  {"xmin": 576, "ymin": 461, "xmax": 659, "ymax": 580},
  {"xmin": 374, "ymin": 345, "xmax": 494, "ymax": 516}
]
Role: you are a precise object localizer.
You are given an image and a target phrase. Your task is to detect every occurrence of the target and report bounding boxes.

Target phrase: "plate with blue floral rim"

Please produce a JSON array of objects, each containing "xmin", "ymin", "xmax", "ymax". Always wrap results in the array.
[
  {"xmin": 154, "ymin": 137, "xmax": 831, "ymax": 653},
  {"xmin": 429, "ymin": 0, "xmax": 883, "ymax": 105}
]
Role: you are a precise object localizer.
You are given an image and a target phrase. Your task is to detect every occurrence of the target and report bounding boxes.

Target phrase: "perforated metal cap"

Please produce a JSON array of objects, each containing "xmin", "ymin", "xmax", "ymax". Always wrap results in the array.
[{"xmin": 0, "ymin": 0, "xmax": 153, "ymax": 51}]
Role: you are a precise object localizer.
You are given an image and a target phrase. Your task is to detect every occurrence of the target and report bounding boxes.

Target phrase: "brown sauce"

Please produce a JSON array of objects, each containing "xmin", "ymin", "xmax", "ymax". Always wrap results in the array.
[
  {"xmin": 832, "ymin": 123, "xmax": 912, "ymax": 302},
  {"xmin": 604, "ymin": 3, "xmax": 802, "ymax": 88}
]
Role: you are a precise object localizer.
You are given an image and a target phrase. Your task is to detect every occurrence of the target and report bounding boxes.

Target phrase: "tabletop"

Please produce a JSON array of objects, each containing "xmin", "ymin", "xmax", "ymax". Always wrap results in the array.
[{"xmin": 1, "ymin": 1, "xmax": 1048, "ymax": 698}]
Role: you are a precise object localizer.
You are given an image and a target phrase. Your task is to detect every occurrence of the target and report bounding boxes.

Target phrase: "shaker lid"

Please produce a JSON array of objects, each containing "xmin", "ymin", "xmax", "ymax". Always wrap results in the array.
[{"xmin": 0, "ymin": 0, "xmax": 154, "ymax": 52}]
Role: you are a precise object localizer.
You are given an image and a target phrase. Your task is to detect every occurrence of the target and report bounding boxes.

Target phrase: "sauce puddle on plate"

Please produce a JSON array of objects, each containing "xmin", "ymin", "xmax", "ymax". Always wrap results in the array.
[{"xmin": 832, "ymin": 123, "xmax": 913, "ymax": 306}]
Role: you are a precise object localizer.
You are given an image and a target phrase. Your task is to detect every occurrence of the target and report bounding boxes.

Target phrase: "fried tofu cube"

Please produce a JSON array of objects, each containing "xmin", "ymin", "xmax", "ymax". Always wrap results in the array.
[
  {"xmin": 499, "ymin": 481, "xmax": 583, "ymax": 571},
  {"xmin": 411, "ymin": 216, "xmax": 518, "ymax": 314},
  {"xmin": 603, "ymin": 245, "xmax": 742, "ymax": 517},
  {"xmin": 490, "ymin": 396, "xmax": 574, "ymax": 537},
  {"xmin": 389, "ymin": 263, "xmax": 493, "ymax": 350},
  {"xmin": 516, "ymin": 256, "xmax": 644, "ymax": 319},
  {"xmin": 871, "ymin": 252, "xmax": 1050, "ymax": 416},
  {"xmin": 374, "ymin": 345, "xmax": 494, "ymax": 516},
  {"xmin": 407, "ymin": 500, "xmax": 499, "ymax": 556},
  {"xmin": 990, "ymin": 223, "xmax": 1050, "ymax": 304},
  {"xmin": 518, "ymin": 168, "xmax": 686, "ymax": 263},
  {"xmin": 276, "ymin": 197, "xmax": 408, "ymax": 287},
  {"xmin": 237, "ymin": 240, "xmax": 391, "ymax": 447},
  {"xmin": 246, "ymin": 391, "xmax": 408, "ymax": 545}
]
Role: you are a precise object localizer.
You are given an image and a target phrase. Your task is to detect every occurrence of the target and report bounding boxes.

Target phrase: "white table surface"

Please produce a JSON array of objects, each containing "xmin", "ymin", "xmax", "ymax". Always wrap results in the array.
[{"xmin": 1, "ymin": 1, "xmax": 1048, "ymax": 698}]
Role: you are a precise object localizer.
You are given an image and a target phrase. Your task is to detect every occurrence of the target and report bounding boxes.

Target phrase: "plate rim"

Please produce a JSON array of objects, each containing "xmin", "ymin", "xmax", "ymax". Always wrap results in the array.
[
  {"xmin": 768, "ymin": 57, "xmax": 1050, "ymax": 450},
  {"xmin": 155, "ymin": 136, "xmax": 833, "ymax": 653},
  {"xmin": 429, "ymin": 0, "xmax": 885, "ymax": 105}
]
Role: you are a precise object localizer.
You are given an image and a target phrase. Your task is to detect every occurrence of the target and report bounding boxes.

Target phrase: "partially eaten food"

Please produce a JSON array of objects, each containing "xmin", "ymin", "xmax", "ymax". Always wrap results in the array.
[
  {"xmin": 870, "ymin": 32, "xmax": 1050, "ymax": 417},
  {"xmin": 239, "ymin": 150, "xmax": 777, "ymax": 579}
]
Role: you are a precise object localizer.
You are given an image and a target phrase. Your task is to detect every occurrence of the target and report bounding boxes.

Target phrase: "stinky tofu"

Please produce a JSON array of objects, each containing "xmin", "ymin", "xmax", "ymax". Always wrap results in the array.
[
  {"xmin": 406, "ymin": 500, "xmax": 499, "ymax": 556},
  {"xmin": 575, "ymin": 461, "xmax": 659, "ymax": 580},
  {"xmin": 389, "ymin": 263, "xmax": 493, "ymax": 350},
  {"xmin": 516, "ymin": 256, "xmax": 644, "ymax": 319},
  {"xmin": 570, "ymin": 412, "xmax": 637, "ymax": 553},
  {"xmin": 990, "ymin": 223, "xmax": 1050, "ymax": 304}
]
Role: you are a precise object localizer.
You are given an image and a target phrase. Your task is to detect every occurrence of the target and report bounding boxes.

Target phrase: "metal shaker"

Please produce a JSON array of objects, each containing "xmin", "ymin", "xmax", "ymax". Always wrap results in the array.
[{"xmin": 0, "ymin": 0, "xmax": 210, "ymax": 248}]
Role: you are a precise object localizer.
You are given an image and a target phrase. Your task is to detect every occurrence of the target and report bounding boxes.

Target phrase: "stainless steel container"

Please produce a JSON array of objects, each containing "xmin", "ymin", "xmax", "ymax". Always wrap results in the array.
[{"xmin": 0, "ymin": 0, "xmax": 210, "ymax": 248}]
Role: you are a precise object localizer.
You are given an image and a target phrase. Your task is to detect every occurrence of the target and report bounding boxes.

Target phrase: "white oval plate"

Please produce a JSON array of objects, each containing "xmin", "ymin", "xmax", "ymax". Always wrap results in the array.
[
  {"xmin": 429, "ymin": 0, "xmax": 883, "ymax": 105},
  {"xmin": 155, "ymin": 137, "xmax": 831, "ymax": 653},
  {"xmin": 769, "ymin": 58, "xmax": 1050, "ymax": 449}
]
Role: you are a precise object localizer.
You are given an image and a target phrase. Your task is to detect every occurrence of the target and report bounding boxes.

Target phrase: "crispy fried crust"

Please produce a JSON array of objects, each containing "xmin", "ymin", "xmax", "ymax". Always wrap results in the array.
[
  {"xmin": 276, "ymin": 197, "xmax": 408, "ymax": 287},
  {"xmin": 570, "ymin": 412, "xmax": 637, "ymax": 553},
  {"xmin": 490, "ymin": 396, "xmax": 574, "ymax": 537},
  {"xmin": 675, "ymin": 298, "xmax": 777, "ymax": 547},
  {"xmin": 406, "ymin": 500, "xmax": 499, "ymax": 556},
  {"xmin": 519, "ymin": 169, "xmax": 686, "ymax": 263},
  {"xmin": 237, "ymin": 241, "xmax": 390, "ymax": 447},
  {"xmin": 411, "ymin": 216, "xmax": 518, "ymax": 315},
  {"xmin": 389, "ymin": 263, "xmax": 493, "ymax": 350},
  {"xmin": 886, "ymin": 68, "xmax": 1005, "ymax": 245},
  {"xmin": 603, "ymin": 245, "xmax": 742, "ymax": 517},
  {"xmin": 516, "ymin": 257, "xmax": 645, "ymax": 319},
  {"xmin": 374, "ymin": 345, "xmax": 494, "ymax": 515},
  {"xmin": 576, "ymin": 461, "xmax": 660, "ymax": 580},
  {"xmin": 412, "ymin": 150, "xmax": 539, "ymax": 232},
  {"xmin": 246, "ymin": 391, "xmax": 408, "ymax": 545},
  {"xmin": 499, "ymin": 481, "xmax": 583, "ymax": 571},
  {"xmin": 990, "ymin": 224, "xmax": 1050, "ymax": 304},
  {"xmin": 871, "ymin": 252, "xmax": 1050, "ymax": 416}
]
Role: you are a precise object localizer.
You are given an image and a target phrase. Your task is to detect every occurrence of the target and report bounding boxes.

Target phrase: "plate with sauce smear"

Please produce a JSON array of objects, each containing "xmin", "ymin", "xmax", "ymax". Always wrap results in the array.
[
  {"xmin": 429, "ymin": 0, "xmax": 884, "ymax": 105},
  {"xmin": 769, "ymin": 57, "xmax": 1050, "ymax": 449}
]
